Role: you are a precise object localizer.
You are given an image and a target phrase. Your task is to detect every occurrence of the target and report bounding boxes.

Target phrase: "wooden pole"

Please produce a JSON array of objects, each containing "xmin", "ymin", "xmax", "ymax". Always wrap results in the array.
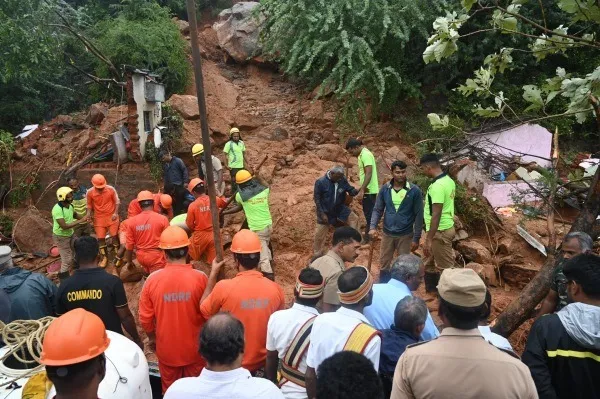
[{"xmin": 185, "ymin": 0, "xmax": 223, "ymax": 261}]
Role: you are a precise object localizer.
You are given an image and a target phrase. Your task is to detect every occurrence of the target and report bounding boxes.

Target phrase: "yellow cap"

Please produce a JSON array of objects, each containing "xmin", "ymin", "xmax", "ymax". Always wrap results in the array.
[
  {"xmin": 192, "ymin": 144, "xmax": 204, "ymax": 156},
  {"xmin": 230, "ymin": 127, "xmax": 240, "ymax": 135},
  {"xmin": 56, "ymin": 187, "xmax": 73, "ymax": 201},
  {"xmin": 235, "ymin": 170, "xmax": 252, "ymax": 184},
  {"xmin": 437, "ymin": 268, "xmax": 486, "ymax": 307}
]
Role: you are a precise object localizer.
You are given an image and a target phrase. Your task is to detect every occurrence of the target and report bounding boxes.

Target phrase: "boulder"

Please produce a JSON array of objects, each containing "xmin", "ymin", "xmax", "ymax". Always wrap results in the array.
[
  {"xmin": 13, "ymin": 208, "xmax": 53, "ymax": 254},
  {"xmin": 168, "ymin": 95, "xmax": 200, "ymax": 120},
  {"xmin": 213, "ymin": 2, "xmax": 263, "ymax": 63},
  {"xmin": 291, "ymin": 137, "xmax": 306, "ymax": 150},
  {"xmin": 465, "ymin": 262, "xmax": 498, "ymax": 286},
  {"xmin": 173, "ymin": 18, "xmax": 190, "ymax": 35},
  {"xmin": 497, "ymin": 236, "xmax": 513, "ymax": 255},
  {"xmin": 456, "ymin": 240, "xmax": 493, "ymax": 264},
  {"xmin": 453, "ymin": 229, "xmax": 469, "ymax": 241},
  {"xmin": 233, "ymin": 112, "xmax": 262, "ymax": 131},
  {"xmin": 455, "ymin": 161, "xmax": 488, "ymax": 194},
  {"xmin": 85, "ymin": 103, "xmax": 108, "ymax": 125},
  {"xmin": 316, "ymin": 144, "xmax": 345, "ymax": 163},
  {"xmin": 272, "ymin": 126, "xmax": 290, "ymax": 142}
]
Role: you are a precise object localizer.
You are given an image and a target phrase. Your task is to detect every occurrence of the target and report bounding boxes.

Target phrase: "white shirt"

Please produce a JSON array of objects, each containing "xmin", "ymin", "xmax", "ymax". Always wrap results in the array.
[
  {"xmin": 163, "ymin": 367, "xmax": 284, "ymax": 399},
  {"xmin": 306, "ymin": 307, "xmax": 381, "ymax": 372},
  {"xmin": 478, "ymin": 326, "xmax": 514, "ymax": 351},
  {"xmin": 266, "ymin": 303, "xmax": 320, "ymax": 399}
]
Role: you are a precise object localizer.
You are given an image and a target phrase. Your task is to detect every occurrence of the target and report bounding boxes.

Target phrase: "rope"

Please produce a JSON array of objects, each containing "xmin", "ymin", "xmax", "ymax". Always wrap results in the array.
[{"xmin": 0, "ymin": 317, "xmax": 55, "ymax": 386}]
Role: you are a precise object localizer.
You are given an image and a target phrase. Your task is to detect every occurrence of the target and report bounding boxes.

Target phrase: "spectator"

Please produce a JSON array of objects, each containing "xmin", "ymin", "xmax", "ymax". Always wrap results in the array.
[
  {"xmin": 523, "ymin": 253, "xmax": 600, "ymax": 399},
  {"xmin": 310, "ymin": 227, "xmax": 362, "ymax": 312},
  {"xmin": 266, "ymin": 268, "xmax": 324, "ymax": 398},
  {"xmin": 164, "ymin": 313, "xmax": 283, "ymax": 399},
  {"xmin": 161, "ymin": 151, "xmax": 189, "ymax": 214},
  {"xmin": 317, "ymin": 351, "xmax": 384, "ymax": 399},
  {"xmin": 391, "ymin": 268, "xmax": 537, "ymax": 399},
  {"xmin": 313, "ymin": 166, "xmax": 360, "ymax": 257},
  {"xmin": 478, "ymin": 290, "xmax": 513, "ymax": 351},
  {"xmin": 305, "ymin": 266, "xmax": 382, "ymax": 398},
  {"xmin": 537, "ymin": 232, "xmax": 593, "ymax": 316},
  {"xmin": 364, "ymin": 254, "xmax": 439, "ymax": 340},
  {"xmin": 368, "ymin": 160, "xmax": 423, "ymax": 283},
  {"xmin": 56, "ymin": 236, "xmax": 142, "ymax": 350},
  {"xmin": 379, "ymin": 296, "xmax": 427, "ymax": 398},
  {"xmin": 0, "ymin": 245, "xmax": 56, "ymax": 322},
  {"xmin": 40, "ymin": 309, "xmax": 109, "ymax": 399},
  {"xmin": 419, "ymin": 153, "xmax": 456, "ymax": 292}
]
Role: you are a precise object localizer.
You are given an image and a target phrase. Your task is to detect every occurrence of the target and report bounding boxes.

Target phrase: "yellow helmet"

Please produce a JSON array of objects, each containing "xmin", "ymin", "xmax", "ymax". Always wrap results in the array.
[
  {"xmin": 56, "ymin": 187, "xmax": 73, "ymax": 201},
  {"xmin": 235, "ymin": 169, "xmax": 252, "ymax": 184},
  {"xmin": 192, "ymin": 143, "xmax": 204, "ymax": 156},
  {"xmin": 230, "ymin": 127, "xmax": 240, "ymax": 135}
]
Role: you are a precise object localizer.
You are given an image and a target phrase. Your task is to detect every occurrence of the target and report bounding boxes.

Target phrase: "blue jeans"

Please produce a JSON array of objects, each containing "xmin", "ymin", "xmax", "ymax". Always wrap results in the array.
[{"xmin": 362, "ymin": 194, "xmax": 377, "ymax": 237}]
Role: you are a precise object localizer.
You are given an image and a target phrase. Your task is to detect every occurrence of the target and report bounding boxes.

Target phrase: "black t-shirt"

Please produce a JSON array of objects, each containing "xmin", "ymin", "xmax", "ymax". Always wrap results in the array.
[{"xmin": 56, "ymin": 268, "xmax": 128, "ymax": 334}]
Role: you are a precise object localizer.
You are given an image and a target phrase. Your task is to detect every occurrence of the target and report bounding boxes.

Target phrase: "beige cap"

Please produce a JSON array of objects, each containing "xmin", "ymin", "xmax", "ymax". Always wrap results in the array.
[{"xmin": 437, "ymin": 268, "xmax": 486, "ymax": 307}]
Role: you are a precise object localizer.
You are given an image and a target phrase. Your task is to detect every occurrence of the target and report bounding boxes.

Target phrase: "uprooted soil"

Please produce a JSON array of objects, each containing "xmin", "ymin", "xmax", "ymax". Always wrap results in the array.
[{"xmin": 8, "ymin": 22, "xmax": 567, "ymax": 357}]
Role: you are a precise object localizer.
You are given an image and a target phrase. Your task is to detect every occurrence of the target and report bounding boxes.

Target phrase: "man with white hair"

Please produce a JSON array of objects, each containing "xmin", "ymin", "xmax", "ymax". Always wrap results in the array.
[
  {"xmin": 364, "ymin": 254, "xmax": 439, "ymax": 340},
  {"xmin": 313, "ymin": 166, "xmax": 361, "ymax": 257}
]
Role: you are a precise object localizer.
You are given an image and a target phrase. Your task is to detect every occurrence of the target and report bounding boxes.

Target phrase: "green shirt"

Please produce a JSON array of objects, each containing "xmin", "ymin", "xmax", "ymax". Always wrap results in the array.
[
  {"xmin": 391, "ymin": 183, "xmax": 410, "ymax": 211},
  {"xmin": 236, "ymin": 188, "xmax": 272, "ymax": 231},
  {"xmin": 424, "ymin": 174, "xmax": 455, "ymax": 231},
  {"xmin": 358, "ymin": 147, "xmax": 379, "ymax": 194},
  {"xmin": 52, "ymin": 203, "xmax": 75, "ymax": 237},
  {"xmin": 223, "ymin": 140, "xmax": 246, "ymax": 169}
]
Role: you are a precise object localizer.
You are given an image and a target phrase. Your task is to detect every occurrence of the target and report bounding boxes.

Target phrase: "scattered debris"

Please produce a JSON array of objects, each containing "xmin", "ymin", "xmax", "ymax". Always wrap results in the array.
[
  {"xmin": 16, "ymin": 124, "xmax": 38, "ymax": 140},
  {"xmin": 495, "ymin": 207, "xmax": 517, "ymax": 217},
  {"xmin": 516, "ymin": 225, "xmax": 547, "ymax": 256}
]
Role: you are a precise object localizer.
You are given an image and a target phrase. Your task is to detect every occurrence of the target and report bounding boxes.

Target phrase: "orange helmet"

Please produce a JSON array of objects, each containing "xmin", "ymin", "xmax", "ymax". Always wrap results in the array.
[
  {"xmin": 40, "ymin": 308, "xmax": 110, "ymax": 366},
  {"xmin": 231, "ymin": 229, "xmax": 262, "ymax": 254},
  {"xmin": 159, "ymin": 226, "xmax": 189, "ymax": 249},
  {"xmin": 160, "ymin": 194, "xmax": 172, "ymax": 209},
  {"xmin": 91, "ymin": 174, "xmax": 106, "ymax": 188},
  {"xmin": 188, "ymin": 178, "xmax": 204, "ymax": 193},
  {"xmin": 137, "ymin": 190, "xmax": 154, "ymax": 202}
]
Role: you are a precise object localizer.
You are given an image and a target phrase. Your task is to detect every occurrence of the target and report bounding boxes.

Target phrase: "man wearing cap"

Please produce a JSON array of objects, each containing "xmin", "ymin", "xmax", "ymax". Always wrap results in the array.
[
  {"xmin": 419, "ymin": 153, "xmax": 456, "ymax": 292},
  {"xmin": 123, "ymin": 191, "xmax": 170, "ymax": 275},
  {"xmin": 127, "ymin": 192, "xmax": 173, "ymax": 220},
  {"xmin": 139, "ymin": 226, "xmax": 211, "ymax": 393},
  {"xmin": 67, "ymin": 176, "xmax": 93, "ymax": 238},
  {"xmin": 390, "ymin": 268, "xmax": 537, "ymax": 399},
  {"xmin": 192, "ymin": 143, "xmax": 225, "ymax": 196},
  {"xmin": 201, "ymin": 229, "xmax": 285, "ymax": 375},
  {"xmin": 86, "ymin": 173, "xmax": 120, "ymax": 268},
  {"xmin": 0, "ymin": 245, "xmax": 56, "ymax": 322},
  {"xmin": 223, "ymin": 127, "xmax": 249, "ymax": 191},
  {"xmin": 266, "ymin": 268, "xmax": 324, "ymax": 398},
  {"xmin": 305, "ymin": 266, "xmax": 382, "ymax": 399},
  {"xmin": 40, "ymin": 308, "xmax": 110, "ymax": 399},
  {"xmin": 222, "ymin": 171, "xmax": 274, "ymax": 279},
  {"xmin": 186, "ymin": 178, "xmax": 227, "ymax": 263}
]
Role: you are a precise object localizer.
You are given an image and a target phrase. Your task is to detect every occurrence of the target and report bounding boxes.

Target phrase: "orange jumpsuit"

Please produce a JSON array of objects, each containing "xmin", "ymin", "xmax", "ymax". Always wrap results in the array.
[
  {"xmin": 139, "ymin": 263, "xmax": 208, "ymax": 393},
  {"xmin": 185, "ymin": 195, "xmax": 226, "ymax": 263},
  {"xmin": 127, "ymin": 195, "xmax": 173, "ymax": 219},
  {"xmin": 126, "ymin": 210, "xmax": 169, "ymax": 274},
  {"xmin": 86, "ymin": 185, "xmax": 120, "ymax": 238}
]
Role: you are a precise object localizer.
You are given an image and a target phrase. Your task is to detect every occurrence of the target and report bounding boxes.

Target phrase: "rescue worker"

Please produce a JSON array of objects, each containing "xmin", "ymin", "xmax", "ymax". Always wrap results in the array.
[
  {"xmin": 40, "ymin": 309, "xmax": 110, "ymax": 399},
  {"xmin": 266, "ymin": 268, "xmax": 324, "ymax": 399},
  {"xmin": 186, "ymin": 178, "xmax": 226, "ymax": 263},
  {"xmin": 55, "ymin": 236, "xmax": 142, "ymax": 349},
  {"xmin": 537, "ymin": 231, "xmax": 593, "ymax": 316},
  {"xmin": 125, "ymin": 191, "xmax": 170, "ymax": 274},
  {"xmin": 368, "ymin": 160, "xmax": 423, "ymax": 283},
  {"xmin": 201, "ymin": 229, "xmax": 285, "ymax": 375},
  {"xmin": 127, "ymin": 192, "xmax": 173, "ymax": 219},
  {"xmin": 310, "ymin": 227, "xmax": 362, "ymax": 312},
  {"xmin": 139, "ymin": 226, "xmax": 210, "ymax": 393},
  {"xmin": 305, "ymin": 266, "xmax": 381, "ymax": 398},
  {"xmin": 313, "ymin": 166, "xmax": 360, "ymax": 257},
  {"xmin": 192, "ymin": 143, "xmax": 225, "ymax": 196},
  {"xmin": 390, "ymin": 269, "xmax": 537, "ymax": 399},
  {"xmin": 223, "ymin": 127, "xmax": 249, "ymax": 191},
  {"xmin": 68, "ymin": 176, "xmax": 92, "ymax": 237},
  {"xmin": 222, "ymin": 170, "xmax": 274, "ymax": 279},
  {"xmin": 86, "ymin": 173, "xmax": 120, "ymax": 268},
  {"xmin": 419, "ymin": 153, "xmax": 456, "ymax": 292},
  {"xmin": 52, "ymin": 186, "xmax": 86, "ymax": 281},
  {"xmin": 161, "ymin": 150, "xmax": 189, "ymax": 215},
  {"xmin": 345, "ymin": 138, "xmax": 379, "ymax": 243}
]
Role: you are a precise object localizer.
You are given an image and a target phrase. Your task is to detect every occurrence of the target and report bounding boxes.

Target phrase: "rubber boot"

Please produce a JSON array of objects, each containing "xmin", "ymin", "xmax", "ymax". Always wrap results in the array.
[
  {"xmin": 424, "ymin": 272, "xmax": 440, "ymax": 293},
  {"xmin": 262, "ymin": 272, "xmax": 275, "ymax": 281},
  {"xmin": 379, "ymin": 270, "xmax": 392, "ymax": 284},
  {"xmin": 99, "ymin": 246, "xmax": 108, "ymax": 268}
]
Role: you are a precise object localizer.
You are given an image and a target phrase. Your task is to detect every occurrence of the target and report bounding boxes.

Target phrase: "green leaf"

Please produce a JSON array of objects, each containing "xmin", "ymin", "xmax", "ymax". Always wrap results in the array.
[
  {"xmin": 461, "ymin": 0, "xmax": 477, "ymax": 12},
  {"xmin": 523, "ymin": 85, "xmax": 544, "ymax": 112},
  {"xmin": 474, "ymin": 105, "xmax": 502, "ymax": 117},
  {"xmin": 427, "ymin": 113, "xmax": 450, "ymax": 130}
]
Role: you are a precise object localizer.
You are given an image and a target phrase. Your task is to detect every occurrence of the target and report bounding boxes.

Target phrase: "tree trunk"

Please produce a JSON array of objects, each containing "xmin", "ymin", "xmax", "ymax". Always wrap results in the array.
[{"xmin": 492, "ymin": 162, "xmax": 600, "ymax": 337}]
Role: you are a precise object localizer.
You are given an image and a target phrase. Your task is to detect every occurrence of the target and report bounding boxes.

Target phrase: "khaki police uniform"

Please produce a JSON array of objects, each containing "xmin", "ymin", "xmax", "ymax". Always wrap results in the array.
[{"xmin": 310, "ymin": 250, "xmax": 345, "ymax": 307}]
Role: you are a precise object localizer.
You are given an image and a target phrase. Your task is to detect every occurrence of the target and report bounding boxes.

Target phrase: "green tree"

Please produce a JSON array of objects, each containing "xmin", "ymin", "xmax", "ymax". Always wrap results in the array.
[{"xmin": 259, "ymin": 0, "xmax": 447, "ymax": 132}]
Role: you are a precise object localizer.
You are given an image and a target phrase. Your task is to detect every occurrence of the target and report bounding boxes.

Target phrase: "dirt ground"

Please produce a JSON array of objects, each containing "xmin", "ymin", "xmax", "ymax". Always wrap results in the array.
[{"xmin": 6, "ymin": 22, "xmax": 574, "ymax": 359}]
